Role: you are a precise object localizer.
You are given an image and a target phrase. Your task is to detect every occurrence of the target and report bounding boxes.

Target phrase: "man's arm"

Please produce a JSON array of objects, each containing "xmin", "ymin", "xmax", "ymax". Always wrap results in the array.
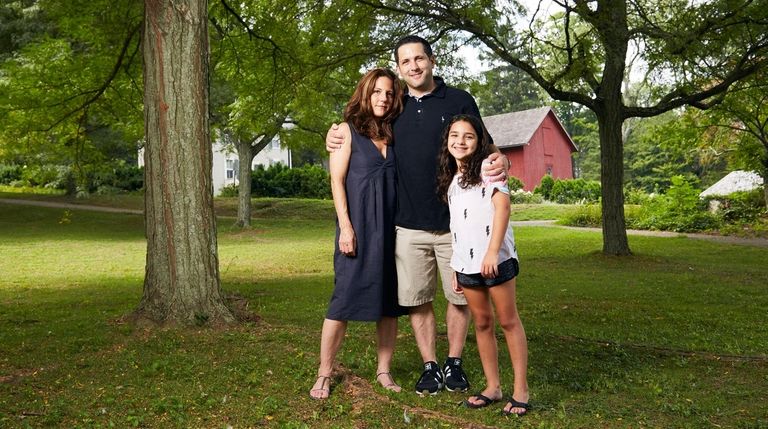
[{"xmin": 326, "ymin": 123, "xmax": 345, "ymax": 152}]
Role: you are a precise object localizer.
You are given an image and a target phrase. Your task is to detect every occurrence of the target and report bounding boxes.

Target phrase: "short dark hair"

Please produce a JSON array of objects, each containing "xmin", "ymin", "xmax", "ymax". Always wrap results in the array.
[{"xmin": 394, "ymin": 35, "xmax": 434, "ymax": 63}]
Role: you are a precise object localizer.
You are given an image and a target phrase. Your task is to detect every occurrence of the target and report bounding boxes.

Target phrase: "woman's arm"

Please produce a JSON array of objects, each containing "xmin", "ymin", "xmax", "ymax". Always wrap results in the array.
[
  {"xmin": 329, "ymin": 123, "xmax": 356, "ymax": 256},
  {"xmin": 481, "ymin": 188, "xmax": 511, "ymax": 278}
]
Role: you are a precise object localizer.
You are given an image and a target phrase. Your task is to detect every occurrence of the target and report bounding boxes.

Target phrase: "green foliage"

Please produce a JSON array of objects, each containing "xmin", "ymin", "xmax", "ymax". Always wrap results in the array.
[
  {"xmin": 251, "ymin": 164, "xmax": 330, "ymax": 199},
  {"xmin": 507, "ymin": 175, "xmax": 524, "ymax": 191},
  {"xmin": 508, "ymin": 189, "xmax": 543, "ymax": 204},
  {"xmin": 707, "ymin": 189, "xmax": 767, "ymax": 223},
  {"xmin": 632, "ymin": 176, "xmax": 720, "ymax": 232},
  {"xmin": 0, "ymin": 163, "xmax": 21, "ymax": 184},
  {"xmin": 470, "ymin": 65, "xmax": 546, "ymax": 116},
  {"xmin": 624, "ymin": 187, "xmax": 652, "ymax": 205},
  {"xmin": 549, "ymin": 177, "xmax": 601, "ymax": 204},
  {"xmin": 534, "ymin": 174, "xmax": 555, "ymax": 199}
]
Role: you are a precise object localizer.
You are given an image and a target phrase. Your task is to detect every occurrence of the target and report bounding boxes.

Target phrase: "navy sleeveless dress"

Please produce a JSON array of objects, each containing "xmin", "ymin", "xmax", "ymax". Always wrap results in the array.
[{"xmin": 326, "ymin": 125, "xmax": 406, "ymax": 321}]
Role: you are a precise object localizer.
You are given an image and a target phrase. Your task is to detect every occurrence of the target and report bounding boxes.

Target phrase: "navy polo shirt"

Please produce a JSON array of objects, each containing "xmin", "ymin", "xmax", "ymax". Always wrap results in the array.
[{"xmin": 392, "ymin": 77, "xmax": 483, "ymax": 232}]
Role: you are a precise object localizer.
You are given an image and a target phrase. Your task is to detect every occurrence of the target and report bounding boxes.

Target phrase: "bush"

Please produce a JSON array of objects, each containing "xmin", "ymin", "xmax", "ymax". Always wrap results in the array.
[
  {"xmin": 631, "ymin": 175, "xmax": 720, "ymax": 232},
  {"xmin": 0, "ymin": 164, "xmax": 22, "ymax": 184},
  {"xmin": 533, "ymin": 174, "xmax": 555, "ymax": 200},
  {"xmin": 219, "ymin": 184, "xmax": 239, "ymax": 197},
  {"xmin": 624, "ymin": 187, "xmax": 651, "ymax": 205},
  {"xmin": 251, "ymin": 164, "xmax": 331, "ymax": 199},
  {"xmin": 507, "ymin": 176, "xmax": 524, "ymax": 191},
  {"xmin": 547, "ymin": 178, "xmax": 601, "ymax": 204},
  {"xmin": 509, "ymin": 189, "xmax": 543, "ymax": 204},
  {"xmin": 559, "ymin": 204, "xmax": 602, "ymax": 227},
  {"xmin": 705, "ymin": 189, "xmax": 766, "ymax": 223}
]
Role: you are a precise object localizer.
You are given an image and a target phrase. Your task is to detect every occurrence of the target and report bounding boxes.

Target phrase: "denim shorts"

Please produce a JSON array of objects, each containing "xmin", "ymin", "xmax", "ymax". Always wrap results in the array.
[{"xmin": 456, "ymin": 258, "xmax": 519, "ymax": 288}]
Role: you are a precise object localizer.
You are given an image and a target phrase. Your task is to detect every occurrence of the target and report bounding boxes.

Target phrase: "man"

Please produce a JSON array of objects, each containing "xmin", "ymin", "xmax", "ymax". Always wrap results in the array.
[{"xmin": 326, "ymin": 35, "xmax": 507, "ymax": 395}]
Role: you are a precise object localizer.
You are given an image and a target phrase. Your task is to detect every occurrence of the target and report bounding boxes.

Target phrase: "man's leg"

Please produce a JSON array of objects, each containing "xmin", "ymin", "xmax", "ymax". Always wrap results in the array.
[
  {"xmin": 395, "ymin": 227, "xmax": 443, "ymax": 394},
  {"xmin": 435, "ymin": 231, "xmax": 471, "ymax": 391},
  {"xmin": 409, "ymin": 302, "xmax": 437, "ymax": 363}
]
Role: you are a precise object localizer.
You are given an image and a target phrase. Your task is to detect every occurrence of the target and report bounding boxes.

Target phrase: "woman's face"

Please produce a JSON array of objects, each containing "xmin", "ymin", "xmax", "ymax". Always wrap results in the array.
[
  {"xmin": 370, "ymin": 76, "xmax": 395, "ymax": 118},
  {"xmin": 447, "ymin": 120, "xmax": 478, "ymax": 163}
]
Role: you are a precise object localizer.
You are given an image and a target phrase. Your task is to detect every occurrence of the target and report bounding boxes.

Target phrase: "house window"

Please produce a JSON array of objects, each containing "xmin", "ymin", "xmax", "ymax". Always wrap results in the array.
[
  {"xmin": 546, "ymin": 165, "xmax": 553, "ymax": 175},
  {"xmin": 226, "ymin": 159, "xmax": 237, "ymax": 180},
  {"xmin": 543, "ymin": 126, "xmax": 554, "ymax": 156}
]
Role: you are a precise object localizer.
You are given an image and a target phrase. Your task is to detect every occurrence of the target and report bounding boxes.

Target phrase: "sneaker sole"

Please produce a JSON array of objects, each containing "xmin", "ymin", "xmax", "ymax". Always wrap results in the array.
[
  {"xmin": 416, "ymin": 388, "xmax": 441, "ymax": 396},
  {"xmin": 445, "ymin": 385, "xmax": 469, "ymax": 393}
]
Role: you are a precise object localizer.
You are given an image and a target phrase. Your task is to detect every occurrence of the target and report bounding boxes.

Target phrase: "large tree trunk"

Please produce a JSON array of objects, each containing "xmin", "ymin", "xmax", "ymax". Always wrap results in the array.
[
  {"xmin": 135, "ymin": 0, "xmax": 234, "ymax": 326},
  {"xmin": 595, "ymin": 0, "xmax": 631, "ymax": 256},
  {"xmin": 595, "ymin": 107, "xmax": 631, "ymax": 255}
]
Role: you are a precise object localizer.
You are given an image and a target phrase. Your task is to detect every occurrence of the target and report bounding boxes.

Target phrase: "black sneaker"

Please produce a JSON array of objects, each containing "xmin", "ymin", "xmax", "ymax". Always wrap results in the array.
[
  {"xmin": 415, "ymin": 361, "xmax": 444, "ymax": 396},
  {"xmin": 443, "ymin": 357, "xmax": 470, "ymax": 392}
]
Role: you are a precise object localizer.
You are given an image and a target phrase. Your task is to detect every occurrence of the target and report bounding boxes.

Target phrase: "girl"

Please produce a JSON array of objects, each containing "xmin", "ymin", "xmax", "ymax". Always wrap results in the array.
[
  {"xmin": 309, "ymin": 68, "xmax": 406, "ymax": 400},
  {"xmin": 436, "ymin": 114, "xmax": 530, "ymax": 416}
]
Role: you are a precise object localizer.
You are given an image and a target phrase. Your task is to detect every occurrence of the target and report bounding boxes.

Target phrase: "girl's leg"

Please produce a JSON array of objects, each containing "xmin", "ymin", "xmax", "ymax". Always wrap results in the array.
[
  {"xmin": 462, "ymin": 286, "xmax": 503, "ymax": 405},
  {"xmin": 489, "ymin": 278, "xmax": 529, "ymax": 414},
  {"xmin": 310, "ymin": 318, "xmax": 347, "ymax": 399},
  {"xmin": 375, "ymin": 316, "xmax": 401, "ymax": 392}
]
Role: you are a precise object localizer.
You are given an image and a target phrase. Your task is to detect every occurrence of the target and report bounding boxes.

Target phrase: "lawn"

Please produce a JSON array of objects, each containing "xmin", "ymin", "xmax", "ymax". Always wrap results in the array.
[{"xmin": 0, "ymin": 198, "xmax": 767, "ymax": 428}]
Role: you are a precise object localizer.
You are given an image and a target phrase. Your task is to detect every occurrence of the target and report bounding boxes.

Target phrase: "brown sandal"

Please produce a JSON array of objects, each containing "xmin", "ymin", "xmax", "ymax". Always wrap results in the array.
[
  {"xmin": 309, "ymin": 375, "xmax": 331, "ymax": 399},
  {"xmin": 376, "ymin": 372, "xmax": 402, "ymax": 392}
]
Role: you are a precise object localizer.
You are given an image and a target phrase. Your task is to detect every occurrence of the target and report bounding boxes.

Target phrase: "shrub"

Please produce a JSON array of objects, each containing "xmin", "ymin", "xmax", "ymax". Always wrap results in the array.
[
  {"xmin": 624, "ymin": 187, "xmax": 651, "ymax": 205},
  {"xmin": 706, "ymin": 188, "xmax": 766, "ymax": 223},
  {"xmin": 548, "ymin": 178, "xmax": 601, "ymax": 204},
  {"xmin": 559, "ymin": 204, "xmax": 602, "ymax": 227},
  {"xmin": 631, "ymin": 175, "xmax": 720, "ymax": 232},
  {"xmin": 0, "ymin": 164, "xmax": 22, "ymax": 184},
  {"xmin": 251, "ymin": 164, "xmax": 331, "ymax": 199},
  {"xmin": 507, "ymin": 176, "xmax": 524, "ymax": 191},
  {"xmin": 509, "ymin": 189, "xmax": 543, "ymax": 204},
  {"xmin": 219, "ymin": 184, "xmax": 239, "ymax": 197},
  {"xmin": 533, "ymin": 174, "xmax": 555, "ymax": 200}
]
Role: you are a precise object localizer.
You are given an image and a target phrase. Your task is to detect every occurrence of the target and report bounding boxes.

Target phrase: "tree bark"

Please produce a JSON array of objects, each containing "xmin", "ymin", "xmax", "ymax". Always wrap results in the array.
[
  {"xmin": 234, "ymin": 139, "xmax": 255, "ymax": 228},
  {"xmin": 595, "ymin": 0, "xmax": 631, "ymax": 256},
  {"xmin": 135, "ymin": 0, "xmax": 234, "ymax": 326}
]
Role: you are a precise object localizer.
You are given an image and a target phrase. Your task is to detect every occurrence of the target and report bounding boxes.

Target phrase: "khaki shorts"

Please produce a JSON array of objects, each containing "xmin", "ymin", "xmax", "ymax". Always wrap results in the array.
[{"xmin": 395, "ymin": 226, "xmax": 467, "ymax": 307}]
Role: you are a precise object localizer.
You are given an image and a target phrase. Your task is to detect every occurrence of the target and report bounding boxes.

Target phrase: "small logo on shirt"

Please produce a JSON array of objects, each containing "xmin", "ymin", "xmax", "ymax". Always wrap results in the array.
[
  {"xmin": 463, "ymin": 208, "xmax": 467, "ymax": 219},
  {"xmin": 486, "ymin": 225, "xmax": 490, "ymax": 236},
  {"xmin": 469, "ymin": 248, "xmax": 474, "ymax": 259},
  {"xmin": 481, "ymin": 188, "xmax": 486, "ymax": 198}
]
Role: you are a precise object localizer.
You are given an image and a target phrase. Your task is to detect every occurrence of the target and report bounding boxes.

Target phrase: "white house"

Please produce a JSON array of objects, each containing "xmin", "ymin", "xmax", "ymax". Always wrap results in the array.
[
  {"xmin": 138, "ymin": 136, "xmax": 291, "ymax": 196},
  {"xmin": 212, "ymin": 136, "xmax": 291, "ymax": 196}
]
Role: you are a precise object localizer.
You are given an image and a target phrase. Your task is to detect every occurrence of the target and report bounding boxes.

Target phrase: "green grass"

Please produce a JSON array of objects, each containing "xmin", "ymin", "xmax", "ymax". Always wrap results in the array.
[
  {"xmin": 509, "ymin": 203, "xmax": 577, "ymax": 221},
  {"xmin": 1, "ymin": 198, "xmax": 767, "ymax": 428}
]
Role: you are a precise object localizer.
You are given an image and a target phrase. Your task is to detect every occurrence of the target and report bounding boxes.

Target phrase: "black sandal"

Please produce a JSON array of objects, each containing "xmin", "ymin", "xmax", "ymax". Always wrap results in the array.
[
  {"xmin": 502, "ymin": 397, "xmax": 530, "ymax": 416},
  {"xmin": 464, "ymin": 393, "xmax": 498, "ymax": 409}
]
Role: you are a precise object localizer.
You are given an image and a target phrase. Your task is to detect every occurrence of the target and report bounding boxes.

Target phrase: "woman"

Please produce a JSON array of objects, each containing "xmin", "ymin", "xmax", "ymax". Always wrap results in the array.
[{"xmin": 309, "ymin": 68, "xmax": 406, "ymax": 400}]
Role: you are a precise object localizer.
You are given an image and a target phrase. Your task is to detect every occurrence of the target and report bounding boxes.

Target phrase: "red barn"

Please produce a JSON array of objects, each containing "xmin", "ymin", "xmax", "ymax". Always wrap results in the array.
[{"xmin": 484, "ymin": 107, "xmax": 578, "ymax": 191}]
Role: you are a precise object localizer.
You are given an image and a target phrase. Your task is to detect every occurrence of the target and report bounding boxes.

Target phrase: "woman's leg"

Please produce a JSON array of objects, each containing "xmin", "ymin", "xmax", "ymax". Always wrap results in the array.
[
  {"xmin": 462, "ymin": 286, "xmax": 503, "ymax": 405},
  {"xmin": 375, "ymin": 316, "xmax": 401, "ymax": 392},
  {"xmin": 310, "ymin": 318, "xmax": 347, "ymax": 399},
  {"xmin": 489, "ymin": 278, "xmax": 529, "ymax": 414}
]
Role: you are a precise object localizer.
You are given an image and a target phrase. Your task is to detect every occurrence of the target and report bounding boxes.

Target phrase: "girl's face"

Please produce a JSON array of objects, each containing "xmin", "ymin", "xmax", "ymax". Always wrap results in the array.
[
  {"xmin": 447, "ymin": 120, "xmax": 478, "ymax": 164},
  {"xmin": 370, "ymin": 76, "xmax": 395, "ymax": 118}
]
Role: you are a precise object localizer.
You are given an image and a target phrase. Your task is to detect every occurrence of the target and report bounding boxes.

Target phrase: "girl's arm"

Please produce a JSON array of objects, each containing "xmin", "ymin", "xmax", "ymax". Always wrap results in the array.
[
  {"xmin": 481, "ymin": 188, "xmax": 511, "ymax": 278},
  {"xmin": 329, "ymin": 123, "xmax": 356, "ymax": 256}
]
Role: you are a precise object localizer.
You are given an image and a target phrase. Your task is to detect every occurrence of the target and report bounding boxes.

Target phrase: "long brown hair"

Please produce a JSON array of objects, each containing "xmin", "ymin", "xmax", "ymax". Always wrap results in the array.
[
  {"xmin": 437, "ymin": 114, "xmax": 493, "ymax": 202},
  {"xmin": 343, "ymin": 68, "xmax": 403, "ymax": 143}
]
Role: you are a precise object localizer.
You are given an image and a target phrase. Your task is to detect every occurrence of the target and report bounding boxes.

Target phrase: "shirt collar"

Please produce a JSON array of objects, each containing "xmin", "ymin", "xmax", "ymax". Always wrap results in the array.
[{"xmin": 406, "ymin": 76, "xmax": 447, "ymax": 100}]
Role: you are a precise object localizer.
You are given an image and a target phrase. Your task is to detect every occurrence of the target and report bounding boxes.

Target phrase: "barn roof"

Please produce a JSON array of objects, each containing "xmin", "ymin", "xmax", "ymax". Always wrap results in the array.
[
  {"xmin": 699, "ymin": 170, "xmax": 764, "ymax": 197},
  {"xmin": 483, "ymin": 106, "xmax": 577, "ymax": 151}
]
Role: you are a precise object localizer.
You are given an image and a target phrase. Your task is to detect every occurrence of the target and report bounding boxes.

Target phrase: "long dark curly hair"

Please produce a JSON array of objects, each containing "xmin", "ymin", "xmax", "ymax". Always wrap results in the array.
[
  {"xmin": 437, "ymin": 114, "xmax": 493, "ymax": 202},
  {"xmin": 343, "ymin": 68, "xmax": 403, "ymax": 143}
]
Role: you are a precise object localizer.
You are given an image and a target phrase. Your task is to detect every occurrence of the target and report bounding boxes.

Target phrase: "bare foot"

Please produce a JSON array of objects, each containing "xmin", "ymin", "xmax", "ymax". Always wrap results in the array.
[
  {"xmin": 376, "ymin": 372, "xmax": 402, "ymax": 393},
  {"xmin": 309, "ymin": 375, "xmax": 330, "ymax": 400}
]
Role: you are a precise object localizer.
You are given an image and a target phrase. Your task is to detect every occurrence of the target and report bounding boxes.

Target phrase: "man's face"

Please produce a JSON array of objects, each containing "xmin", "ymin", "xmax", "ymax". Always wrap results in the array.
[{"xmin": 395, "ymin": 42, "xmax": 436, "ymax": 93}]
